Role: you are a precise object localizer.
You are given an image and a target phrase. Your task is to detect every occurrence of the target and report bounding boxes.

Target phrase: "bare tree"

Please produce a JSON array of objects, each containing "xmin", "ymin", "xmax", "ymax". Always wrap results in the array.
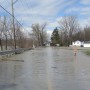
[
  {"xmin": 0, "ymin": 16, "xmax": 4, "ymax": 50},
  {"xmin": 31, "ymin": 23, "xmax": 47, "ymax": 46},
  {"xmin": 84, "ymin": 26, "xmax": 90, "ymax": 41},
  {"xmin": 58, "ymin": 16, "xmax": 79, "ymax": 46},
  {"xmin": 3, "ymin": 16, "xmax": 9, "ymax": 50},
  {"xmin": 15, "ymin": 23, "xmax": 25, "ymax": 48}
]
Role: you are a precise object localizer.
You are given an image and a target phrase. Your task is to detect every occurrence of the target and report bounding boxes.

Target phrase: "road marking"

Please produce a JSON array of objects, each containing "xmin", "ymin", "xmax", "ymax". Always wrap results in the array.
[{"xmin": 46, "ymin": 66, "xmax": 53, "ymax": 90}]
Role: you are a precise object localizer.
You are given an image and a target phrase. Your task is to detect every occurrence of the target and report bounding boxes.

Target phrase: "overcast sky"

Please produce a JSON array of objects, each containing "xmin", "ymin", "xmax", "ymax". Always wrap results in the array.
[{"xmin": 0, "ymin": 0, "xmax": 90, "ymax": 35}]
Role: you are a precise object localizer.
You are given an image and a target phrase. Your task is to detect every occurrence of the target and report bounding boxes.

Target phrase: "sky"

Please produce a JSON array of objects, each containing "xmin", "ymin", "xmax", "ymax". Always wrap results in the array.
[{"xmin": 0, "ymin": 0, "xmax": 90, "ymax": 36}]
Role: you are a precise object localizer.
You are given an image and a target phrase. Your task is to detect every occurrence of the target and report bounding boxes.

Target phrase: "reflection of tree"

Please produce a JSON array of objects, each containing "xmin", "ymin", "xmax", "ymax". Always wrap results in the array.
[
  {"xmin": 0, "ymin": 61, "xmax": 8, "ymax": 84},
  {"xmin": 14, "ymin": 62, "xmax": 16, "ymax": 81}
]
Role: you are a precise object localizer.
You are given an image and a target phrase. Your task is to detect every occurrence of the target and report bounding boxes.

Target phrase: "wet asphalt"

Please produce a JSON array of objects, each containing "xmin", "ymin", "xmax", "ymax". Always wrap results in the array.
[{"xmin": 0, "ymin": 47, "xmax": 90, "ymax": 90}]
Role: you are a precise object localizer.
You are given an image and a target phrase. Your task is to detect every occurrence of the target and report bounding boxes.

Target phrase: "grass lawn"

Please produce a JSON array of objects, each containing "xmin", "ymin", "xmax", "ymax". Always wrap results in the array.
[{"xmin": 85, "ymin": 50, "xmax": 90, "ymax": 55}]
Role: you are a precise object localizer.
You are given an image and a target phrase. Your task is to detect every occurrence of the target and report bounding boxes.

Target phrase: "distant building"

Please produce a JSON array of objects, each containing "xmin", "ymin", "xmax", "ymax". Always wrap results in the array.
[
  {"xmin": 44, "ymin": 41, "xmax": 50, "ymax": 47},
  {"xmin": 56, "ymin": 44, "xmax": 60, "ymax": 47},
  {"xmin": 72, "ymin": 40, "xmax": 84, "ymax": 47},
  {"xmin": 84, "ymin": 41, "xmax": 90, "ymax": 47},
  {"xmin": 72, "ymin": 40, "xmax": 90, "ymax": 47}
]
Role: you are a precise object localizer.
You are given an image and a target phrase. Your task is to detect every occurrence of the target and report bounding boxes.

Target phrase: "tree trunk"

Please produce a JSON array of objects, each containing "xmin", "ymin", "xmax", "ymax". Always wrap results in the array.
[
  {"xmin": 0, "ymin": 39, "xmax": 3, "ymax": 51},
  {"xmin": 5, "ymin": 35, "xmax": 8, "ymax": 50}
]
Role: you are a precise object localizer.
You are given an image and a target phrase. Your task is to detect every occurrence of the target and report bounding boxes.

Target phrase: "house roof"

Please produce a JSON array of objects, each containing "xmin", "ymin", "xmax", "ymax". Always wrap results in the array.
[{"xmin": 75, "ymin": 40, "xmax": 81, "ymax": 43}]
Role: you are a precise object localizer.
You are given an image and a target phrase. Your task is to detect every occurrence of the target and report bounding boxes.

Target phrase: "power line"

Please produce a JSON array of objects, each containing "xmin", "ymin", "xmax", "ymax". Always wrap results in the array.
[
  {"xmin": 20, "ymin": 0, "xmax": 37, "ymax": 26},
  {"xmin": 0, "ymin": 4, "xmax": 26, "ymax": 31}
]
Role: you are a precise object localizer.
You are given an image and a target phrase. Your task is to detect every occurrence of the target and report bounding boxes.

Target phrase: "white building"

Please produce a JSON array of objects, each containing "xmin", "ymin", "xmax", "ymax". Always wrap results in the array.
[
  {"xmin": 84, "ymin": 41, "xmax": 90, "ymax": 47},
  {"xmin": 44, "ymin": 42, "xmax": 50, "ymax": 47},
  {"xmin": 72, "ymin": 40, "xmax": 90, "ymax": 47},
  {"xmin": 72, "ymin": 40, "xmax": 84, "ymax": 47}
]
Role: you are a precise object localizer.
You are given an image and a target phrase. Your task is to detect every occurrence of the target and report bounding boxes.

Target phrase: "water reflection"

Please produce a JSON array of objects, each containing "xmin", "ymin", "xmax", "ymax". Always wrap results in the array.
[
  {"xmin": 0, "ymin": 60, "xmax": 23, "ymax": 90},
  {"xmin": 0, "ymin": 47, "xmax": 90, "ymax": 90}
]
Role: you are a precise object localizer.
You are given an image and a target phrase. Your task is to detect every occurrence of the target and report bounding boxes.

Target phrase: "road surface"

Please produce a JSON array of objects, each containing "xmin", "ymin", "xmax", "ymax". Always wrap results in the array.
[{"xmin": 0, "ymin": 47, "xmax": 90, "ymax": 90}]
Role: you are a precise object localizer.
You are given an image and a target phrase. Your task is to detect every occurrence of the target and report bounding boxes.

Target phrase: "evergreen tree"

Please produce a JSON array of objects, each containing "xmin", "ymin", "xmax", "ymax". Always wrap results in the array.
[{"xmin": 51, "ymin": 27, "xmax": 60, "ymax": 46}]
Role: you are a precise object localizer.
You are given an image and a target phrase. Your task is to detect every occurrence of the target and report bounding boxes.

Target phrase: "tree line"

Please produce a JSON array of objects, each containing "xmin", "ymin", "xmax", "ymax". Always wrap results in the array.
[
  {"xmin": 51, "ymin": 16, "xmax": 90, "ymax": 46},
  {"xmin": 0, "ymin": 16, "xmax": 33, "ymax": 51},
  {"xmin": 1, "ymin": 15, "xmax": 90, "ymax": 50},
  {"xmin": 31, "ymin": 23, "xmax": 48, "ymax": 47},
  {"xmin": 0, "ymin": 15, "xmax": 48, "ymax": 51}
]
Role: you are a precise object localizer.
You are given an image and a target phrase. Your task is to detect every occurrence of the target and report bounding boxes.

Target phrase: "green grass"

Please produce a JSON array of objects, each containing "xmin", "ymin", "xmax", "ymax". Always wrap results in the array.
[{"xmin": 85, "ymin": 50, "xmax": 90, "ymax": 55}]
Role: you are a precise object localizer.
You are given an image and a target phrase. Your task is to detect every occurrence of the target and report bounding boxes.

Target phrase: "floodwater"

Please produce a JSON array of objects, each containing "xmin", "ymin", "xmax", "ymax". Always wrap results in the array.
[{"xmin": 0, "ymin": 47, "xmax": 90, "ymax": 90}]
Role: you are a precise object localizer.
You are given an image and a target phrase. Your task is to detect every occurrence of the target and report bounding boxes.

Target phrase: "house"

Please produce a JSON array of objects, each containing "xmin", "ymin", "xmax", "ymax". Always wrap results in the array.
[
  {"xmin": 44, "ymin": 41, "xmax": 50, "ymax": 47},
  {"xmin": 72, "ymin": 40, "xmax": 84, "ymax": 47},
  {"xmin": 84, "ymin": 41, "xmax": 90, "ymax": 47},
  {"xmin": 72, "ymin": 40, "xmax": 90, "ymax": 47}
]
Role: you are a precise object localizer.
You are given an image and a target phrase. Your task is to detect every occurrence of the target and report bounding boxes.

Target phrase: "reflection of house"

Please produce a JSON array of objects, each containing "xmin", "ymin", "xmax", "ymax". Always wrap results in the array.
[
  {"xmin": 84, "ymin": 41, "xmax": 90, "ymax": 47},
  {"xmin": 72, "ymin": 40, "xmax": 84, "ymax": 47}
]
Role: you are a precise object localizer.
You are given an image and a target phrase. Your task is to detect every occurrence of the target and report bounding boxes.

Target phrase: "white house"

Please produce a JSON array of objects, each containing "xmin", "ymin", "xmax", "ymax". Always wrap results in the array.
[
  {"xmin": 44, "ymin": 41, "xmax": 50, "ymax": 47},
  {"xmin": 84, "ymin": 41, "xmax": 90, "ymax": 47},
  {"xmin": 72, "ymin": 40, "xmax": 90, "ymax": 47},
  {"xmin": 72, "ymin": 40, "xmax": 84, "ymax": 47}
]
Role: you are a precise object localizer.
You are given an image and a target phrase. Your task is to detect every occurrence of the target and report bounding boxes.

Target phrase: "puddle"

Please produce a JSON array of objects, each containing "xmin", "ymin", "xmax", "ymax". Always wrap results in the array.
[{"xmin": 0, "ymin": 83, "xmax": 17, "ymax": 89}]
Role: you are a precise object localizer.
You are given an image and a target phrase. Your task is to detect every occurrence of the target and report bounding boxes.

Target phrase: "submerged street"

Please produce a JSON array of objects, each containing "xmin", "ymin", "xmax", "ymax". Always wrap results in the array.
[{"xmin": 0, "ymin": 47, "xmax": 90, "ymax": 90}]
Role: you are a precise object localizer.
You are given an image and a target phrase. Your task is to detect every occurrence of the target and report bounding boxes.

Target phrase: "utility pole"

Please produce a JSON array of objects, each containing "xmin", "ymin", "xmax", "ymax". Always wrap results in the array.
[
  {"xmin": 11, "ymin": 0, "xmax": 17, "ymax": 49},
  {"xmin": 4, "ymin": 16, "xmax": 8, "ymax": 50}
]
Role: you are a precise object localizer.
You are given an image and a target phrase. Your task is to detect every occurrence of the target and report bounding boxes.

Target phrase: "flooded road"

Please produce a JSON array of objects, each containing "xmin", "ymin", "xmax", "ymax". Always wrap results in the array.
[{"xmin": 0, "ymin": 47, "xmax": 90, "ymax": 90}]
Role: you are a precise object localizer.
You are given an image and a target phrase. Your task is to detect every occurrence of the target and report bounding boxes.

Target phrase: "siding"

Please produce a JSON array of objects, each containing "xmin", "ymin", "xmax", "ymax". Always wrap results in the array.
[{"xmin": 84, "ymin": 44, "xmax": 90, "ymax": 47}]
